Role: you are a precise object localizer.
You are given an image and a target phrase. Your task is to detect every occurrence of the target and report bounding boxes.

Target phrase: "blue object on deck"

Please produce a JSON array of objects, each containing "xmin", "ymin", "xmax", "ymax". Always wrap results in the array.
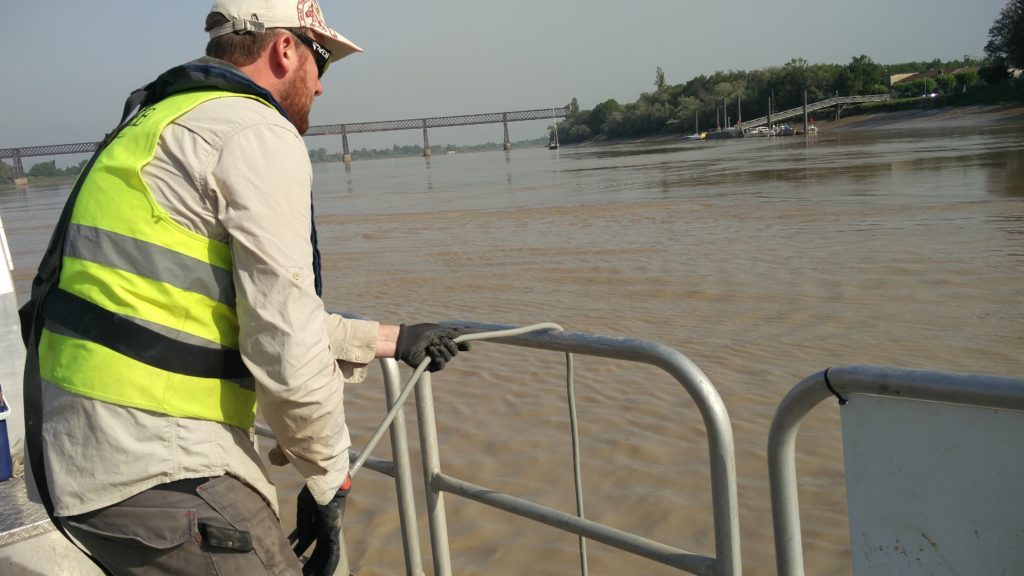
[{"xmin": 0, "ymin": 399, "xmax": 11, "ymax": 482}]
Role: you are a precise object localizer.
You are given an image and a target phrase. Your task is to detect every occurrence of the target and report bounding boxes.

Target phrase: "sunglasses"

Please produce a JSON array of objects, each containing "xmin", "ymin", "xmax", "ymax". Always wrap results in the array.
[{"xmin": 291, "ymin": 32, "xmax": 332, "ymax": 78}]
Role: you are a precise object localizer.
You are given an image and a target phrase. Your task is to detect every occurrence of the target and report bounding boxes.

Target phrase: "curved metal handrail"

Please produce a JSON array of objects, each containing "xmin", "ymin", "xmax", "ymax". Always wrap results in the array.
[{"xmin": 768, "ymin": 365, "xmax": 1024, "ymax": 576}]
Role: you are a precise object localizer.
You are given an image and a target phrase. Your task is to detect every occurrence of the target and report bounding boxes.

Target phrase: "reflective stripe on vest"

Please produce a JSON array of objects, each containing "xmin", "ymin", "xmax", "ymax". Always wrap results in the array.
[{"xmin": 39, "ymin": 90, "xmax": 270, "ymax": 429}]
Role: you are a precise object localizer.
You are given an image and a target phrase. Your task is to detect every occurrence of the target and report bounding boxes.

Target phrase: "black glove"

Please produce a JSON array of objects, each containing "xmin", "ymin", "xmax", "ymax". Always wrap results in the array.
[
  {"xmin": 394, "ymin": 323, "xmax": 470, "ymax": 372},
  {"xmin": 293, "ymin": 483, "xmax": 349, "ymax": 576}
]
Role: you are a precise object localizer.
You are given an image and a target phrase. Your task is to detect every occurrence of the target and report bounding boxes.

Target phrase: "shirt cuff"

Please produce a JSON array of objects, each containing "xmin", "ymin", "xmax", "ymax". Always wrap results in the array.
[
  {"xmin": 325, "ymin": 315, "xmax": 379, "ymax": 364},
  {"xmin": 306, "ymin": 463, "xmax": 350, "ymax": 506}
]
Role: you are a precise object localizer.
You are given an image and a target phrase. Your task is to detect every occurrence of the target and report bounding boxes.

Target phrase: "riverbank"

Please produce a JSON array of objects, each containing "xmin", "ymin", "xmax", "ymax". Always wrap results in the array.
[
  {"xmin": 595, "ymin": 103, "xmax": 1024, "ymax": 147},
  {"xmin": 825, "ymin": 103, "xmax": 1024, "ymax": 131}
]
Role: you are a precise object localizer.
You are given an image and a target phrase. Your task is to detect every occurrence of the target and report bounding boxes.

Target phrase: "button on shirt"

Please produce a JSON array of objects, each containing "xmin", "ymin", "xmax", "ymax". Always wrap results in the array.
[{"xmin": 41, "ymin": 94, "xmax": 377, "ymax": 516}]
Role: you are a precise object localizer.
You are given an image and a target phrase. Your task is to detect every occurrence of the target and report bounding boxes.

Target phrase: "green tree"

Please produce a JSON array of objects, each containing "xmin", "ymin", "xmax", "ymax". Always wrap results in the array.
[
  {"xmin": 654, "ymin": 66, "xmax": 666, "ymax": 91},
  {"xmin": 673, "ymin": 96, "xmax": 702, "ymax": 132},
  {"xmin": 893, "ymin": 78, "xmax": 938, "ymax": 98},
  {"xmin": 806, "ymin": 64, "xmax": 842, "ymax": 102},
  {"xmin": 563, "ymin": 123, "xmax": 592, "ymax": 141},
  {"xmin": 954, "ymin": 70, "xmax": 979, "ymax": 92},
  {"xmin": 775, "ymin": 58, "xmax": 809, "ymax": 108},
  {"xmin": 838, "ymin": 55, "xmax": 883, "ymax": 95},
  {"xmin": 308, "ymin": 147, "xmax": 329, "ymax": 163},
  {"xmin": 588, "ymin": 99, "xmax": 622, "ymax": 134},
  {"xmin": 28, "ymin": 160, "xmax": 61, "ymax": 177},
  {"xmin": 0, "ymin": 161, "xmax": 12, "ymax": 184},
  {"xmin": 985, "ymin": 0, "xmax": 1024, "ymax": 69},
  {"xmin": 979, "ymin": 59, "xmax": 1012, "ymax": 84},
  {"xmin": 935, "ymin": 74, "xmax": 957, "ymax": 94},
  {"xmin": 63, "ymin": 158, "xmax": 88, "ymax": 177}
]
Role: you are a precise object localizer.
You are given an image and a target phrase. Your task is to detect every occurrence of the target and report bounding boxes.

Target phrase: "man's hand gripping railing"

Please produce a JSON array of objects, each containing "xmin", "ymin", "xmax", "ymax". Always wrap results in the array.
[
  {"xmin": 254, "ymin": 322, "xmax": 567, "ymax": 576},
  {"xmin": 350, "ymin": 322, "xmax": 564, "ymax": 477}
]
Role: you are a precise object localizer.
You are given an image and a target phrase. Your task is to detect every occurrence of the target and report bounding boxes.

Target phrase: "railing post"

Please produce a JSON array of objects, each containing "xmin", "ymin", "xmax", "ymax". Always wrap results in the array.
[
  {"xmin": 415, "ymin": 372, "xmax": 452, "ymax": 575},
  {"xmin": 421, "ymin": 120, "xmax": 431, "ymax": 158},
  {"xmin": 378, "ymin": 359, "xmax": 426, "ymax": 576}
]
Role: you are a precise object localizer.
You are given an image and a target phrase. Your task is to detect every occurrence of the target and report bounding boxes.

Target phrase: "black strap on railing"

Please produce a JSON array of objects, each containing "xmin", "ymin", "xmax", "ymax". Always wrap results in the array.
[{"xmin": 823, "ymin": 367, "xmax": 848, "ymax": 405}]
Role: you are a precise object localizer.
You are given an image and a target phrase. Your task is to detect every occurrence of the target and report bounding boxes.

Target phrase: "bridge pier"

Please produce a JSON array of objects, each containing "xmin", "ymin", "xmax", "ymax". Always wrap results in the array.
[
  {"xmin": 341, "ymin": 127, "xmax": 351, "ymax": 163},
  {"xmin": 421, "ymin": 120, "xmax": 430, "ymax": 158},
  {"xmin": 502, "ymin": 113, "xmax": 511, "ymax": 151},
  {"xmin": 12, "ymin": 154, "xmax": 26, "ymax": 187}
]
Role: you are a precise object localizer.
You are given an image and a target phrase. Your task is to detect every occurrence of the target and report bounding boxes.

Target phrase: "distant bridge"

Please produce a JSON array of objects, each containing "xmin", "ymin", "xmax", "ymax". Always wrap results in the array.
[
  {"xmin": 0, "ymin": 105, "xmax": 570, "ymax": 183},
  {"xmin": 308, "ymin": 106, "xmax": 569, "ymax": 159}
]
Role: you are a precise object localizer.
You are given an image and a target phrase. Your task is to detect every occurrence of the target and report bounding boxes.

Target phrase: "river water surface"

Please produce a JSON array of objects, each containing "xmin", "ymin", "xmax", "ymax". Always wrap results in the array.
[{"xmin": 3, "ymin": 125, "xmax": 1023, "ymax": 575}]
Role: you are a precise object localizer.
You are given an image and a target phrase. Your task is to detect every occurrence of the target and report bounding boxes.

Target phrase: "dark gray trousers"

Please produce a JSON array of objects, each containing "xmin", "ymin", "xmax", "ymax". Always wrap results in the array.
[{"xmin": 59, "ymin": 475, "xmax": 302, "ymax": 576}]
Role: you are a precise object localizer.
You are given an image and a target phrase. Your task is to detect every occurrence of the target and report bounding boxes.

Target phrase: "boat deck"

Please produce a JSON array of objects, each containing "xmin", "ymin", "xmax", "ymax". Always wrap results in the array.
[{"xmin": 0, "ymin": 477, "xmax": 49, "ymax": 548}]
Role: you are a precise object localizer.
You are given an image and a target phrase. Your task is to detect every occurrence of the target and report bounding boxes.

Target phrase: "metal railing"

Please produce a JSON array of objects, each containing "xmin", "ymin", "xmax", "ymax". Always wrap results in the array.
[
  {"xmin": 767, "ymin": 365, "xmax": 1024, "ymax": 576},
  {"xmin": 257, "ymin": 357, "xmax": 426, "ymax": 574},
  {"xmin": 736, "ymin": 94, "xmax": 891, "ymax": 131},
  {"xmin": 258, "ymin": 319, "xmax": 742, "ymax": 574},
  {"xmin": 409, "ymin": 320, "xmax": 741, "ymax": 575}
]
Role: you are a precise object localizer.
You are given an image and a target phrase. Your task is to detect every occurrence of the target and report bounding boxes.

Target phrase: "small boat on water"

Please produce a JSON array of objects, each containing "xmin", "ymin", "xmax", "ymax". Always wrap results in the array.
[
  {"xmin": 772, "ymin": 123, "xmax": 795, "ymax": 137},
  {"xmin": 682, "ymin": 110, "xmax": 705, "ymax": 141},
  {"xmin": 548, "ymin": 109, "xmax": 560, "ymax": 150},
  {"xmin": 705, "ymin": 128, "xmax": 740, "ymax": 140}
]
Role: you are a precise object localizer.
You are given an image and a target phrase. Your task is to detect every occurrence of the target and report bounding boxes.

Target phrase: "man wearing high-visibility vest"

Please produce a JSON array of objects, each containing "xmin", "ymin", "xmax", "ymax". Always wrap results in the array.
[{"xmin": 20, "ymin": 1, "xmax": 467, "ymax": 574}]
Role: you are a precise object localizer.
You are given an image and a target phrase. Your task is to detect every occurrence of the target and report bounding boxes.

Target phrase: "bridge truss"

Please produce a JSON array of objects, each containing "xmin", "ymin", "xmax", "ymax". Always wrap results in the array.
[
  {"xmin": 0, "ymin": 142, "xmax": 100, "ymax": 160},
  {"xmin": 307, "ymin": 107, "xmax": 569, "ymax": 136},
  {"xmin": 1, "ymin": 105, "xmax": 572, "ymax": 170}
]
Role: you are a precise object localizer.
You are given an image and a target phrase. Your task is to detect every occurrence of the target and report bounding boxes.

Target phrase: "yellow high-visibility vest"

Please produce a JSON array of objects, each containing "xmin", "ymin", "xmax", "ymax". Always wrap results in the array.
[{"xmin": 39, "ymin": 90, "xmax": 272, "ymax": 429}]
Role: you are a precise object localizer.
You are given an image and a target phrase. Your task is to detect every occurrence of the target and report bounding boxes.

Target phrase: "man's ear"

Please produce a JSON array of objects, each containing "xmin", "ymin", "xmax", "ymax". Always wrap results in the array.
[{"xmin": 267, "ymin": 31, "xmax": 299, "ymax": 79}]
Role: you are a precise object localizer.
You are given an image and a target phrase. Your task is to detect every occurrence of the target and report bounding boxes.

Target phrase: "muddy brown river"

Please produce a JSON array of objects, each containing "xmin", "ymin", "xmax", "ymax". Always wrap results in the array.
[{"xmin": 3, "ymin": 122, "xmax": 1022, "ymax": 575}]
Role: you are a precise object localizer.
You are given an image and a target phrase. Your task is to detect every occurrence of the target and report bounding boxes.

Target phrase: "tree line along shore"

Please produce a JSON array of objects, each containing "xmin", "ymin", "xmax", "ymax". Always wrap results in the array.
[{"xmin": 554, "ymin": 56, "xmax": 1022, "ymax": 145}]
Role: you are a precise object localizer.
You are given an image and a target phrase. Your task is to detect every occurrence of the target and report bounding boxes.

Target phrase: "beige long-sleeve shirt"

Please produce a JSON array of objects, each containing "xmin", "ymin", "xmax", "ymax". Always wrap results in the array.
[{"xmin": 41, "ymin": 92, "xmax": 377, "ymax": 517}]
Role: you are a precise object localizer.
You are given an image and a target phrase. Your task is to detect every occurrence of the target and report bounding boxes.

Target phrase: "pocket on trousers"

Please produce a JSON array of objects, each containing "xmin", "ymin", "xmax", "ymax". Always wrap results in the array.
[
  {"xmin": 194, "ymin": 475, "xmax": 298, "ymax": 572},
  {"xmin": 64, "ymin": 506, "xmax": 198, "ymax": 549}
]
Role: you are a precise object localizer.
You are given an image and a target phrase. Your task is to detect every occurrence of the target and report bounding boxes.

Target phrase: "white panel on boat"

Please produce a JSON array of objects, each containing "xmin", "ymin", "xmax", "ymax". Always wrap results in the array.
[
  {"xmin": 0, "ymin": 213, "xmax": 101, "ymax": 574},
  {"xmin": 0, "ymin": 211, "xmax": 25, "ymax": 458},
  {"xmin": 841, "ymin": 392, "xmax": 1024, "ymax": 575}
]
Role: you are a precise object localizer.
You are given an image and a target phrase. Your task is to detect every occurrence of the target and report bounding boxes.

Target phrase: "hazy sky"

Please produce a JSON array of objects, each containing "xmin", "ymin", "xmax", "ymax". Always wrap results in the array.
[{"xmin": 0, "ymin": 0, "xmax": 1008, "ymax": 153}]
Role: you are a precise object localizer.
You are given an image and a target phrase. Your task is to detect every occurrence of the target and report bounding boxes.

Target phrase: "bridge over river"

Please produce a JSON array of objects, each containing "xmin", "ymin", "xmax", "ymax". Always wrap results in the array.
[
  {"xmin": 2, "ymin": 94, "xmax": 895, "ymax": 185},
  {"xmin": 0, "ymin": 105, "xmax": 570, "ymax": 184}
]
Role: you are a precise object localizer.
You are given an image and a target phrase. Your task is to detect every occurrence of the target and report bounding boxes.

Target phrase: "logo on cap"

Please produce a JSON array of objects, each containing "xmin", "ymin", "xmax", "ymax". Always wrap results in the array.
[{"xmin": 296, "ymin": 0, "xmax": 340, "ymax": 39}]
